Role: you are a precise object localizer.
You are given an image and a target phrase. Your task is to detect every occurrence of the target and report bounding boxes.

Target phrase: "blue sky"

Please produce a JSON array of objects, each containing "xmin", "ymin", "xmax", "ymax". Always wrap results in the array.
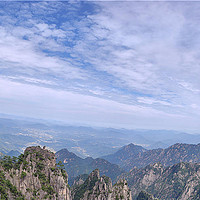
[{"xmin": 0, "ymin": 1, "xmax": 200, "ymax": 132}]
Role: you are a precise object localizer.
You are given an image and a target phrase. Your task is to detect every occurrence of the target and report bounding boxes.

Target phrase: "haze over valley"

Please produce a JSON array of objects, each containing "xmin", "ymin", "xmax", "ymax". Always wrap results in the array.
[{"xmin": 0, "ymin": 116, "xmax": 200, "ymax": 159}]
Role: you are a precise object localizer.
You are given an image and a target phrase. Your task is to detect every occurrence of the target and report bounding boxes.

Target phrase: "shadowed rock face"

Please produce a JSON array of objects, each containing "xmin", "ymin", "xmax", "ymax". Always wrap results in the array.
[
  {"xmin": 136, "ymin": 191, "xmax": 158, "ymax": 200},
  {"xmin": 72, "ymin": 169, "xmax": 132, "ymax": 200},
  {"xmin": 0, "ymin": 146, "xmax": 71, "ymax": 200}
]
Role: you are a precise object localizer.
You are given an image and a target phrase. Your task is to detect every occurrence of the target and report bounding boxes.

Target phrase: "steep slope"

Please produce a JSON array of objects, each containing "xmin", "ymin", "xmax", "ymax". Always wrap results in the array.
[
  {"xmin": 120, "ymin": 162, "xmax": 200, "ymax": 200},
  {"xmin": 56, "ymin": 148, "xmax": 124, "ymax": 184},
  {"xmin": 72, "ymin": 169, "xmax": 132, "ymax": 200},
  {"xmin": 102, "ymin": 143, "xmax": 146, "ymax": 167},
  {"xmin": 0, "ymin": 170, "xmax": 25, "ymax": 199},
  {"xmin": 104, "ymin": 143, "xmax": 200, "ymax": 171},
  {"xmin": 136, "ymin": 191, "xmax": 158, "ymax": 200},
  {"xmin": 0, "ymin": 146, "xmax": 71, "ymax": 200}
]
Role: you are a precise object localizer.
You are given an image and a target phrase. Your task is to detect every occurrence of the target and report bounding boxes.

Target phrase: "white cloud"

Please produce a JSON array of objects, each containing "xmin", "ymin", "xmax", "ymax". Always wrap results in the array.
[
  {"xmin": 179, "ymin": 81, "xmax": 200, "ymax": 93},
  {"xmin": 137, "ymin": 97, "xmax": 171, "ymax": 106},
  {"xmin": 1, "ymin": 77, "xmax": 198, "ymax": 131},
  {"xmin": 69, "ymin": 2, "xmax": 200, "ymax": 113},
  {"xmin": 0, "ymin": 25, "xmax": 86, "ymax": 81},
  {"xmin": 0, "ymin": 2, "xmax": 199, "ymax": 131}
]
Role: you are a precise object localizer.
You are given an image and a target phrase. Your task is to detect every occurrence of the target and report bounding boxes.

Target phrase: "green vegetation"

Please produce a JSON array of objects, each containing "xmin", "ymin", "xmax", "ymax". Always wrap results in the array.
[
  {"xmin": 0, "ymin": 170, "xmax": 25, "ymax": 200},
  {"xmin": 103, "ymin": 176, "xmax": 110, "ymax": 184},
  {"xmin": 137, "ymin": 191, "xmax": 158, "ymax": 200},
  {"xmin": 73, "ymin": 171, "xmax": 99, "ymax": 200},
  {"xmin": 20, "ymin": 171, "xmax": 27, "ymax": 179},
  {"xmin": 0, "ymin": 154, "xmax": 29, "ymax": 171},
  {"xmin": 0, "ymin": 147, "xmax": 59, "ymax": 199},
  {"xmin": 114, "ymin": 180, "xmax": 126, "ymax": 187}
]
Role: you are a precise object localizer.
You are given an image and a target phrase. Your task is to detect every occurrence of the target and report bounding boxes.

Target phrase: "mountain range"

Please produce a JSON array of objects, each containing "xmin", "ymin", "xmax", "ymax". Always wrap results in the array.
[
  {"xmin": 1, "ymin": 116, "xmax": 200, "ymax": 199},
  {"xmin": 1, "ymin": 116, "xmax": 200, "ymax": 158},
  {"xmin": 0, "ymin": 146, "xmax": 131, "ymax": 200},
  {"xmin": 56, "ymin": 148, "xmax": 124, "ymax": 185},
  {"xmin": 103, "ymin": 143, "xmax": 200, "ymax": 171},
  {"xmin": 1, "ymin": 143, "xmax": 200, "ymax": 199}
]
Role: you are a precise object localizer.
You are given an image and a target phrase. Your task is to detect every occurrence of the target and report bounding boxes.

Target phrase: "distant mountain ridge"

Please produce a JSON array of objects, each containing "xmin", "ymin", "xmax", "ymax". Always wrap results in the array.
[
  {"xmin": 102, "ymin": 143, "xmax": 146, "ymax": 167},
  {"xmin": 56, "ymin": 148, "xmax": 124, "ymax": 185},
  {"xmin": 103, "ymin": 143, "xmax": 200, "ymax": 171},
  {"xmin": 0, "ymin": 150, "xmax": 21, "ymax": 159},
  {"xmin": 6, "ymin": 150, "xmax": 21, "ymax": 157},
  {"xmin": 1, "ymin": 117, "xmax": 200, "ymax": 158}
]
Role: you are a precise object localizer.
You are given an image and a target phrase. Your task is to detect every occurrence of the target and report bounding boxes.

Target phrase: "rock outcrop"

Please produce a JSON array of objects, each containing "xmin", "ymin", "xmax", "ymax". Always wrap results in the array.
[
  {"xmin": 112, "ymin": 179, "xmax": 132, "ymax": 200},
  {"xmin": 0, "ymin": 146, "xmax": 131, "ymax": 200},
  {"xmin": 120, "ymin": 162, "xmax": 200, "ymax": 200},
  {"xmin": 0, "ymin": 146, "xmax": 71, "ymax": 200},
  {"xmin": 72, "ymin": 169, "xmax": 132, "ymax": 200}
]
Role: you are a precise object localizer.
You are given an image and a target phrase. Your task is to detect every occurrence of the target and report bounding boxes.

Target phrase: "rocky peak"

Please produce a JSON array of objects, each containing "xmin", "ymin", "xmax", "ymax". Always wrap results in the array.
[
  {"xmin": 0, "ymin": 146, "xmax": 71, "ymax": 200},
  {"xmin": 112, "ymin": 179, "xmax": 132, "ymax": 200},
  {"xmin": 102, "ymin": 143, "xmax": 146, "ymax": 168},
  {"xmin": 88, "ymin": 168, "xmax": 100, "ymax": 180},
  {"xmin": 72, "ymin": 169, "xmax": 131, "ymax": 200},
  {"xmin": 56, "ymin": 148, "xmax": 81, "ymax": 164},
  {"xmin": 24, "ymin": 146, "xmax": 54, "ymax": 160}
]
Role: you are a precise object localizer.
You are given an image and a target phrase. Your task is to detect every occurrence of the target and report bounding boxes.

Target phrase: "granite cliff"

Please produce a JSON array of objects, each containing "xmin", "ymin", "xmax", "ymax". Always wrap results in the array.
[
  {"xmin": 72, "ymin": 169, "xmax": 132, "ymax": 200},
  {"xmin": 0, "ymin": 146, "xmax": 71, "ymax": 200},
  {"xmin": 0, "ymin": 146, "xmax": 131, "ymax": 200},
  {"xmin": 120, "ymin": 162, "xmax": 200, "ymax": 200}
]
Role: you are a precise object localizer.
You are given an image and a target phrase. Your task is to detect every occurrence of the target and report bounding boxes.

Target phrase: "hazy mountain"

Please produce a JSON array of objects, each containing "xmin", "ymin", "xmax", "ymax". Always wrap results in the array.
[
  {"xmin": 0, "ymin": 149, "xmax": 21, "ymax": 159},
  {"xmin": 102, "ymin": 143, "xmax": 147, "ymax": 166},
  {"xmin": 120, "ymin": 162, "xmax": 200, "ymax": 200},
  {"xmin": 103, "ymin": 143, "xmax": 200, "ymax": 171},
  {"xmin": 0, "ymin": 116, "xmax": 200, "ymax": 158},
  {"xmin": 56, "ymin": 148, "xmax": 124, "ymax": 185},
  {"xmin": 6, "ymin": 150, "xmax": 21, "ymax": 157}
]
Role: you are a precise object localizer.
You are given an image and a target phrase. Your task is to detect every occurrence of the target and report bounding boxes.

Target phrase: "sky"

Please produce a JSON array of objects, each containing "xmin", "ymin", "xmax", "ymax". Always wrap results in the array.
[{"xmin": 0, "ymin": 1, "xmax": 200, "ymax": 132}]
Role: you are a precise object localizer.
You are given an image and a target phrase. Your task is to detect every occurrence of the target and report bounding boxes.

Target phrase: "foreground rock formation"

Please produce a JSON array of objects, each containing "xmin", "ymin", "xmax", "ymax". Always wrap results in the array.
[
  {"xmin": 0, "ymin": 146, "xmax": 131, "ymax": 200},
  {"xmin": 0, "ymin": 146, "xmax": 71, "ymax": 200},
  {"xmin": 72, "ymin": 169, "xmax": 132, "ymax": 200}
]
